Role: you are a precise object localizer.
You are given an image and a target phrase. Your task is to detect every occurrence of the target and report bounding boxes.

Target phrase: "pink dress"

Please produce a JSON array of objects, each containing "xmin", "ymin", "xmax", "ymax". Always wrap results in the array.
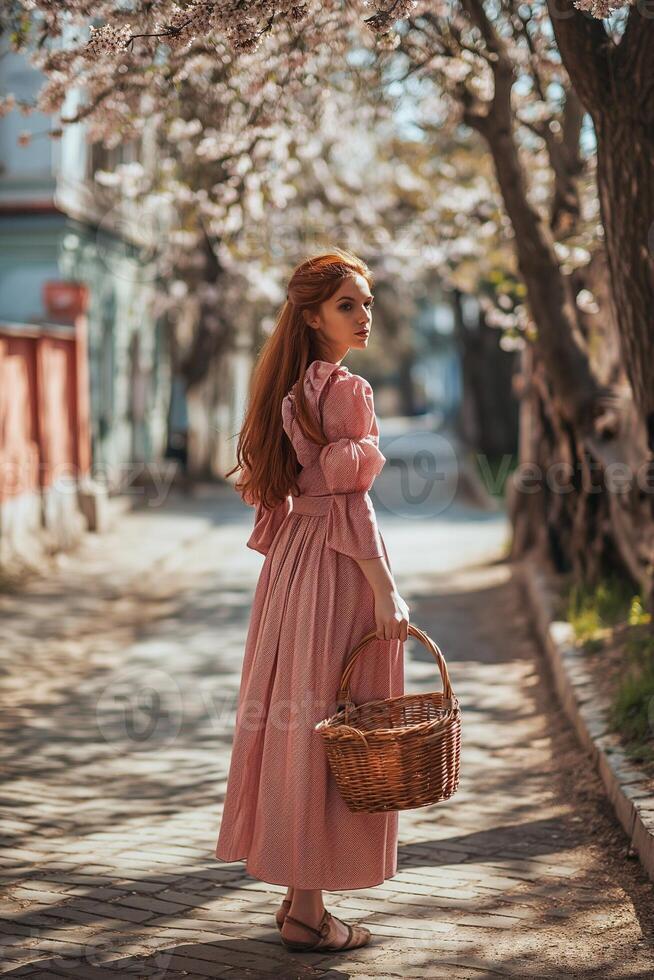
[{"xmin": 214, "ymin": 359, "xmax": 404, "ymax": 890}]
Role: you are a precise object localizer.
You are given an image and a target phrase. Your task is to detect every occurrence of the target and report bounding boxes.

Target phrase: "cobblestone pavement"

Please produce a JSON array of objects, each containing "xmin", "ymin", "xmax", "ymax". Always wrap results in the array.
[{"xmin": 1, "ymin": 486, "xmax": 654, "ymax": 979}]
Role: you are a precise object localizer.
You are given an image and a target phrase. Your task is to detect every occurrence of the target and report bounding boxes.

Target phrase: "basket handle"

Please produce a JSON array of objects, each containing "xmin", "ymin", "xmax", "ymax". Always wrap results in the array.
[{"xmin": 336, "ymin": 623, "xmax": 453, "ymax": 709}]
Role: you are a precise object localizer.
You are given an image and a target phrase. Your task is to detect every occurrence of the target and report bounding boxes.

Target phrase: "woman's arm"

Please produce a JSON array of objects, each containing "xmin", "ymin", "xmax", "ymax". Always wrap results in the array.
[{"xmin": 354, "ymin": 554, "xmax": 410, "ymax": 642}]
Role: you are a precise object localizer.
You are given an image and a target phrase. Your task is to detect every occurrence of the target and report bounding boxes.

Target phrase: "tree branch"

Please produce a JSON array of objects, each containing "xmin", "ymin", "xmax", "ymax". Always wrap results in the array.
[{"xmin": 545, "ymin": 0, "xmax": 615, "ymax": 116}]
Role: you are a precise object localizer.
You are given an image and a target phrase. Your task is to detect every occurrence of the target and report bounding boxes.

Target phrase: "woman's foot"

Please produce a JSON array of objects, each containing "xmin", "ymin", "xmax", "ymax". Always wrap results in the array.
[
  {"xmin": 275, "ymin": 898, "xmax": 292, "ymax": 931},
  {"xmin": 275, "ymin": 888, "xmax": 294, "ymax": 930},
  {"xmin": 280, "ymin": 906, "xmax": 371, "ymax": 951}
]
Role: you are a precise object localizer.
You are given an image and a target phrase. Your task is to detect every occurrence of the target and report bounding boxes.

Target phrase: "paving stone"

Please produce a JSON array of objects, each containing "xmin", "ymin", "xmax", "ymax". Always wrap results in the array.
[{"xmin": 1, "ymin": 489, "xmax": 653, "ymax": 978}]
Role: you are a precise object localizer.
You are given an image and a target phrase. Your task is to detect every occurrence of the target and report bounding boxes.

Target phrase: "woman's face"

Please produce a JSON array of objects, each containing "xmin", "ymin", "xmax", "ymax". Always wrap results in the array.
[{"xmin": 305, "ymin": 273, "xmax": 374, "ymax": 362}]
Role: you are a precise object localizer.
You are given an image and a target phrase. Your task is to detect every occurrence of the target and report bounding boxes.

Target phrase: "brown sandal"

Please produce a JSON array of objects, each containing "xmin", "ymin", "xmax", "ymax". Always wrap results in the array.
[
  {"xmin": 280, "ymin": 908, "xmax": 371, "ymax": 952},
  {"xmin": 275, "ymin": 898, "xmax": 292, "ymax": 931}
]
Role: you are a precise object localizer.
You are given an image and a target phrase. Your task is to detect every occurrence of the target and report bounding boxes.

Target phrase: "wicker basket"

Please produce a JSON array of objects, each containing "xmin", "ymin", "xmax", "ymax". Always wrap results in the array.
[{"xmin": 314, "ymin": 624, "xmax": 461, "ymax": 813}]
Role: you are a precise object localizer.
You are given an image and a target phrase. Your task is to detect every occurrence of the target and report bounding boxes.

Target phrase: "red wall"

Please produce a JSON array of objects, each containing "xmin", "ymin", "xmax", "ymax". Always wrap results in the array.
[{"xmin": 0, "ymin": 317, "xmax": 91, "ymax": 505}]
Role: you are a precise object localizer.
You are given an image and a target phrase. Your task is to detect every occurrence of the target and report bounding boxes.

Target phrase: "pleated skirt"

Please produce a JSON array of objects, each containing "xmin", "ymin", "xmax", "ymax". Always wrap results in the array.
[{"xmin": 214, "ymin": 496, "xmax": 405, "ymax": 889}]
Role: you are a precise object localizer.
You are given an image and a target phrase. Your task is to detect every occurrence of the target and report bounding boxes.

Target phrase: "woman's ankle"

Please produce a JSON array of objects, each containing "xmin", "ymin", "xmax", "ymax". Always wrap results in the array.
[{"xmin": 288, "ymin": 888, "xmax": 324, "ymax": 921}]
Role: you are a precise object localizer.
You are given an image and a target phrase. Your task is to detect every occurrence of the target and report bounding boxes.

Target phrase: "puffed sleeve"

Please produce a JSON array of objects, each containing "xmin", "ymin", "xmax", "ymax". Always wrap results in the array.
[
  {"xmin": 246, "ymin": 495, "xmax": 292, "ymax": 555},
  {"xmin": 318, "ymin": 373, "xmax": 386, "ymax": 560}
]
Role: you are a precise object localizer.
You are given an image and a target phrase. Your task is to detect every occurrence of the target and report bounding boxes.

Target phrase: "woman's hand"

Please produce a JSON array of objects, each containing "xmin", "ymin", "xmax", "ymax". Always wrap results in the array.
[
  {"xmin": 352, "ymin": 554, "xmax": 409, "ymax": 641},
  {"xmin": 374, "ymin": 588, "xmax": 410, "ymax": 641}
]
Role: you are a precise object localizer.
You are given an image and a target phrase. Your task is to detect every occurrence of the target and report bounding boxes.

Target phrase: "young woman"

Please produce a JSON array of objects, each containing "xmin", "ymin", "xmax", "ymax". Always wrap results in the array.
[{"xmin": 215, "ymin": 248, "xmax": 410, "ymax": 953}]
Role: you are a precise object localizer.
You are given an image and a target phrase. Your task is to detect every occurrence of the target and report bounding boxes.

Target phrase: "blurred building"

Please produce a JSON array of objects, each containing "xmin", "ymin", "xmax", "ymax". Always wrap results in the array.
[{"xmin": 0, "ymin": 44, "xmax": 172, "ymax": 567}]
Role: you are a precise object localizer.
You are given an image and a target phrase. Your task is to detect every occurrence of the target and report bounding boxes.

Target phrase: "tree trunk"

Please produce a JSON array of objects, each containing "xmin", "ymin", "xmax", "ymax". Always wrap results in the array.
[
  {"xmin": 594, "ymin": 109, "xmax": 654, "ymax": 438},
  {"xmin": 461, "ymin": 0, "xmax": 604, "ymax": 434},
  {"xmin": 180, "ymin": 232, "xmax": 233, "ymax": 389},
  {"xmin": 450, "ymin": 0, "xmax": 654, "ymax": 591},
  {"xmin": 508, "ymin": 344, "xmax": 625, "ymax": 588},
  {"xmin": 546, "ymin": 2, "xmax": 654, "ymax": 441},
  {"xmin": 479, "ymin": 116, "xmax": 601, "ymax": 432},
  {"xmin": 544, "ymin": 1, "xmax": 654, "ymax": 599},
  {"xmin": 451, "ymin": 288, "xmax": 519, "ymax": 459}
]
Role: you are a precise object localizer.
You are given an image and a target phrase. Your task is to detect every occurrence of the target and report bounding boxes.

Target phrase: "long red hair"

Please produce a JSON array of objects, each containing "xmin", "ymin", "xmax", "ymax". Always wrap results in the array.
[{"xmin": 227, "ymin": 247, "xmax": 374, "ymax": 509}]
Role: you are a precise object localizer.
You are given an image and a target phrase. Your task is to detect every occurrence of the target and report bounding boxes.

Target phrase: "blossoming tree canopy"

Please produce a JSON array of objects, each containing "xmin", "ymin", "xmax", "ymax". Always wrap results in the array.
[{"xmin": 7, "ymin": 0, "xmax": 634, "ymax": 71}]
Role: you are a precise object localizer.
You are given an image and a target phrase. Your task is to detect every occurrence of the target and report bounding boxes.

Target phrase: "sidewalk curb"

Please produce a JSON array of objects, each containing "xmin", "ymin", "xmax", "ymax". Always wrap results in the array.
[{"xmin": 518, "ymin": 558, "xmax": 654, "ymax": 885}]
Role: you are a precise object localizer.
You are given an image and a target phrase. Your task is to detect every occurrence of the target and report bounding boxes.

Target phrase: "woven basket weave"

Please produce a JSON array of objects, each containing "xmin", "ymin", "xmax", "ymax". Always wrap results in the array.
[{"xmin": 314, "ymin": 624, "xmax": 461, "ymax": 813}]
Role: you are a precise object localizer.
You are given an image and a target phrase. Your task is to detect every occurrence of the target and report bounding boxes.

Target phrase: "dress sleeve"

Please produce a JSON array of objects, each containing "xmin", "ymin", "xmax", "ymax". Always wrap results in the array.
[
  {"xmin": 318, "ymin": 374, "xmax": 386, "ymax": 560},
  {"xmin": 246, "ymin": 496, "xmax": 292, "ymax": 555}
]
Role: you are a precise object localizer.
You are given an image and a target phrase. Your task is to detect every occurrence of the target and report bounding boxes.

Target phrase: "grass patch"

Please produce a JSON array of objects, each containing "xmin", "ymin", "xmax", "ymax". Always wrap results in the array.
[
  {"xmin": 609, "ymin": 629, "xmax": 654, "ymax": 767},
  {"xmin": 565, "ymin": 574, "xmax": 637, "ymax": 648},
  {"xmin": 564, "ymin": 576, "xmax": 654, "ymax": 770}
]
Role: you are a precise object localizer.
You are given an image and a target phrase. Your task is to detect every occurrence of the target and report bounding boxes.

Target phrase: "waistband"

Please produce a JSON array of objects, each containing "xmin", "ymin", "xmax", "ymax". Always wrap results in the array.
[{"xmin": 291, "ymin": 493, "xmax": 335, "ymax": 516}]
